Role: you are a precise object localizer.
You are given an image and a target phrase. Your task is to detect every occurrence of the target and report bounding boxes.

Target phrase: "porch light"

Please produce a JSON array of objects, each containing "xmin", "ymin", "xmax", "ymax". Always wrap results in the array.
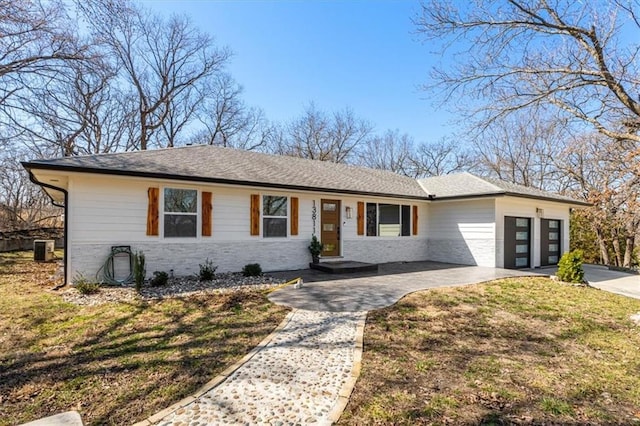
[{"xmin": 345, "ymin": 206, "xmax": 353, "ymax": 219}]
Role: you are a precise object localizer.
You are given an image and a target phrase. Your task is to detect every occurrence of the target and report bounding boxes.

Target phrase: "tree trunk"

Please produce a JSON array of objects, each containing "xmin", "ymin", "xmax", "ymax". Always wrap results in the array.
[
  {"xmin": 596, "ymin": 228, "xmax": 610, "ymax": 265},
  {"xmin": 612, "ymin": 235, "xmax": 622, "ymax": 267},
  {"xmin": 623, "ymin": 235, "xmax": 635, "ymax": 268},
  {"xmin": 140, "ymin": 112, "xmax": 147, "ymax": 150}
]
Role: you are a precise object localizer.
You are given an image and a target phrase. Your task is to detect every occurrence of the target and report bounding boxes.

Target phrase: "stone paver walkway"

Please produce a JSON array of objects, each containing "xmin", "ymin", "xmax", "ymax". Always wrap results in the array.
[
  {"xmin": 268, "ymin": 261, "xmax": 537, "ymax": 312},
  {"xmin": 150, "ymin": 310, "xmax": 365, "ymax": 426},
  {"xmin": 142, "ymin": 262, "xmax": 541, "ymax": 426}
]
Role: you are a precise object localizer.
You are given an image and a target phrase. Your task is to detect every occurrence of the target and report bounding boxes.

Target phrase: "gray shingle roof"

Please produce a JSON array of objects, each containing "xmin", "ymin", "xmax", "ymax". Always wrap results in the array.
[
  {"xmin": 23, "ymin": 146, "xmax": 588, "ymax": 205},
  {"xmin": 24, "ymin": 144, "xmax": 429, "ymax": 199},
  {"xmin": 418, "ymin": 172, "xmax": 588, "ymax": 205}
]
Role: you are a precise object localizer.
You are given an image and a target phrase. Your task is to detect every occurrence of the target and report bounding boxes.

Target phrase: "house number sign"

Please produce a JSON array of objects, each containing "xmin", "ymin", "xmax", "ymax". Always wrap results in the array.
[{"xmin": 311, "ymin": 200, "xmax": 317, "ymax": 235}]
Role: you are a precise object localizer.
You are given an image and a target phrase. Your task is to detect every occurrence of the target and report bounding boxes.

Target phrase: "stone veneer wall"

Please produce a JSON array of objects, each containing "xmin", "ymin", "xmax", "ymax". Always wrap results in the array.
[
  {"xmin": 343, "ymin": 238, "xmax": 429, "ymax": 264},
  {"xmin": 70, "ymin": 240, "xmax": 310, "ymax": 281},
  {"xmin": 70, "ymin": 238, "xmax": 430, "ymax": 281}
]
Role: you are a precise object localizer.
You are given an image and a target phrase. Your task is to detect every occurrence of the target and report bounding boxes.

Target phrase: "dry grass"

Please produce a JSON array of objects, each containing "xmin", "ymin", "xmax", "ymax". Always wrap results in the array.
[
  {"xmin": 0, "ymin": 251, "xmax": 289, "ymax": 425},
  {"xmin": 340, "ymin": 277, "xmax": 640, "ymax": 425}
]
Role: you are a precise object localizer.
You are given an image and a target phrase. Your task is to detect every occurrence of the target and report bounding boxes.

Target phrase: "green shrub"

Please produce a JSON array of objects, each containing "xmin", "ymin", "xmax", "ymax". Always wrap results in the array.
[
  {"xmin": 242, "ymin": 263, "xmax": 262, "ymax": 277},
  {"xmin": 73, "ymin": 273, "xmax": 100, "ymax": 295},
  {"xmin": 150, "ymin": 271, "xmax": 169, "ymax": 287},
  {"xmin": 557, "ymin": 250, "xmax": 585, "ymax": 283},
  {"xmin": 199, "ymin": 258, "xmax": 218, "ymax": 281},
  {"xmin": 133, "ymin": 251, "xmax": 146, "ymax": 292},
  {"xmin": 308, "ymin": 235, "xmax": 323, "ymax": 261}
]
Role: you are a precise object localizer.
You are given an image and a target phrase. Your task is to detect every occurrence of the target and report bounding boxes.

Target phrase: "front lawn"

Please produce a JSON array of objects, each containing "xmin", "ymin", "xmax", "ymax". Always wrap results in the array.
[
  {"xmin": 0, "ymin": 251, "xmax": 289, "ymax": 425},
  {"xmin": 340, "ymin": 277, "xmax": 640, "ymax": 425}
]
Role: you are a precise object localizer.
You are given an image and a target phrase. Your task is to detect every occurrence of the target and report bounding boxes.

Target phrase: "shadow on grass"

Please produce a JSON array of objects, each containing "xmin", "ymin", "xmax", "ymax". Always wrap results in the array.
[{"xmin": 0, "ymin": 291, "xmax": 289, "ymax": 426}]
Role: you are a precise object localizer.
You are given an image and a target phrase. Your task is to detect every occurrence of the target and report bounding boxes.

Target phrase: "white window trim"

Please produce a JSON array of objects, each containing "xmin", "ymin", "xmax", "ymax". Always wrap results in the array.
[
  {"xmin": 161, "ymin": 186, "xmax": 201, "ymax": 239},
  {"xmin": 262, "ymin": 194, "xmax": 289, "ymax": 238}
]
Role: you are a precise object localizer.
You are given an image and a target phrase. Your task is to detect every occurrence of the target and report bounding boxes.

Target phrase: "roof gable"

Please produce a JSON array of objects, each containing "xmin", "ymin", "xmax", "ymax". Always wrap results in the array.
[
  {"xmin": 418, "ymin": 172, "xmax": 588, "ymax": 205},
  {"xmin": 418, "ymin": 172, "xmax": 500, "ymax": 197}
]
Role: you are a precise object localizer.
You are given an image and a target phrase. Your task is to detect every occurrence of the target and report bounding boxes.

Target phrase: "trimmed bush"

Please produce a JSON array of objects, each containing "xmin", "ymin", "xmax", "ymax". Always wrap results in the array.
[
  {"xmin": 133, "ymin": 251, "xmax": 146, "ymax": 292},
  {"xmin": 308, "ymin": 235, "xmax": 323, "ymax": 263},
  {"xmin": 73, "ymin": 273, "xmax": 100, "ymax": 294},
  {"xmin": 557, "ymin": 250, "xmax": 585, "ymax": 283},
  {"xmin": 242, "ymin": 263, "xmax": 262, "ymax": 277},
  {"xmin": 199, "ymin": 258, "xmax": 218, "ymax": 281},
  {"xmin": 150, "ymin": 271, "xmax": 169, "ymax": 287}
]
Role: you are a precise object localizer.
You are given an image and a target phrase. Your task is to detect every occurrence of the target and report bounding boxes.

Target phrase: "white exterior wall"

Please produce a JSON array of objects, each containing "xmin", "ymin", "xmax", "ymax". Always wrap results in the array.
[
  {"xmin": 65, "ymin": 173, "xmax": 429, "ymax": 282},
  {"xmin": 49, "ymin": 168, "xmax": 579, "ymax": 282},
  {"xmin": 341, "ymin": 199, "xmax": 429, "ymax": 264},
  {"xmin": 494, "ymin": 197, "xmax": 571, "ymax": 268},
  {"xmin": 426, "ymin": 199, "xmax": 496, "ymax": 267}
]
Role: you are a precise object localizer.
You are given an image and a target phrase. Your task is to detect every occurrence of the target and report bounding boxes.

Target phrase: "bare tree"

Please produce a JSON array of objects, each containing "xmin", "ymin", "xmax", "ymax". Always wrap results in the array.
[
  {"xmin": 273, "ymin": 104, "xmax": 373, "ymax": 163},
  {"xmin": 0, "ymin": 0, "xmax": 87, "ymax": 96},
  {"xmin": 77, "ymin": 0, "xmax": 231, "ymax": 150},
  {"xmin": 416, "ymin": 0, "xmax": 640, "ymax": 143},
  {"xmin": 471, "ymin": 111, "xmax": 571, "ymax": 191},
  {"xmin": 2, "ymin": 56, "xmax": 137, "ymax": 157},
  {"xmin": 0, "ymin": 0, "xmax": 84, "ymax": 231},
  {"xmin": 411, "ymin": 138, "xmax": 473, "ymax": 178},
  {"xmin": 0, "ymin": 0, "xmax": 89, "ymax": 154},
  {"xmin": 0, "ymin": 0, "xmax": 247, "ymax": 232},
  {"xmin": 559, "ymin": 133, "xmax": 639, "ymax": 267},
  {"xmin": 0, "ymin": 148, "xmax": 62, "ymax": 230},
  {"xmin": 159, "ymin": 82, "xmax": 203, "ymax": 148},
  {"xmin": 192, "ymin": 73, "xmax": 273, "ymax": 150},
  {"xmin": 357, "ymin": 130, "xmax": 415, "ymax": 175}
]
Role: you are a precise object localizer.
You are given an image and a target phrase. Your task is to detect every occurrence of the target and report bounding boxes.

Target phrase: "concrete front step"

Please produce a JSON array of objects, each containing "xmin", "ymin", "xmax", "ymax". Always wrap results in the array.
[{"xmin": 309, "ymin": 260, "xmax": 379, "ymax": 274}]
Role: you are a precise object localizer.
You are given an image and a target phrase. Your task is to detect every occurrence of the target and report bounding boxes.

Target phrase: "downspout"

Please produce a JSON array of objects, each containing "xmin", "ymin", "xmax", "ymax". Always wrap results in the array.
[{"xmin": 26, "ymin": 170, "xmax": 69, "ymax": 286}]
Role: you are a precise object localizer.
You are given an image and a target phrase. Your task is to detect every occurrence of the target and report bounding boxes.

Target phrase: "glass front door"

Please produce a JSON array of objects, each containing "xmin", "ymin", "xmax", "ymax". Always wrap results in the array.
[{"xmin": 320, "ymin": 199, "xmax": 341, "ymax": 257}]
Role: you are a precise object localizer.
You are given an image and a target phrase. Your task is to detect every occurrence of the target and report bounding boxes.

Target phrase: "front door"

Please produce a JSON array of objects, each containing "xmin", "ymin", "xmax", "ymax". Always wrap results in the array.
[
  {"xmin": 504, "ymin": 216, "xmax": 531, "ymax": 269},
  {"xmin": 320, "ymin": 199, "xmax": 341, "ymax": 257},
  {"xmin": 541, "ymin": 219, "xmax": 561, "ymax": 266}
]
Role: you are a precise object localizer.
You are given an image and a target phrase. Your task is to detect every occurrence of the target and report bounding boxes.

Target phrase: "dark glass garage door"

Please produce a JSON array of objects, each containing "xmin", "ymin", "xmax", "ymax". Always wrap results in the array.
[
  {"xmin": 541, "ymin": 219, "xmax": 561, "ymax": 266},
  {"xmin": 504, "ymin": 216, "xmax": 531, "ymax": 269}
]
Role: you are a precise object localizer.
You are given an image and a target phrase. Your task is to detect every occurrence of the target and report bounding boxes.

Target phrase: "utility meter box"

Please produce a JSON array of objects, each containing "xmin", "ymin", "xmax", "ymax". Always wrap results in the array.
[{"xmin": 34, "ymin": 240, "xmax": 55, "ymax": 262}]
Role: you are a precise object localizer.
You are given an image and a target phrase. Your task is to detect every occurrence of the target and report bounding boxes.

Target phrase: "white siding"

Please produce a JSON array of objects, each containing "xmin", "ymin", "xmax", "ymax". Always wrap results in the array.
[
  {"xmin": 68, "ymin": 175, "xmax": 318, "ymax": 244},
  {"xmin": 342, "ymin": 199, "xmax": 429, "ymax": 263},
  {"xmin": 68, "ymin": 176, "xmax": 148, "ymax": 242},
  {"xmin": 494, "ymin": 197, "xmax": 571, "ymax": 268},
  {"xmin": 65, "ymin": 173, "xmax": 429, "ymax": 282},
  {"xmin": 426, "ymin": 199, "xmax": 496, "ymax": 267}
]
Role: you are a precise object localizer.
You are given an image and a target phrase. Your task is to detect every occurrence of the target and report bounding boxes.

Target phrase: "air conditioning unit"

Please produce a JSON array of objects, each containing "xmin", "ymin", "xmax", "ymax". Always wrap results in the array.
[{"xmin": 34, "ymin": 240, "xmax": 55, "ymax": 262}]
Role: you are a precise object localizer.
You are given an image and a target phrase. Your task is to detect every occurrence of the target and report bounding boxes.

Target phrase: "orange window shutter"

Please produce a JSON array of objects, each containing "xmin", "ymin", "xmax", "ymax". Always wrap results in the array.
[
  {"xmin": 412, "ymin": 205, "xmax": 419, "ymax": 236},
  {"xmin": 146, "ymin": 187, "xmax": 159, "ymax": 236},
  {"xmin": 291, "ymin": 197, "xmax": 299, "ymax": 236},
  {"xmin": 357, "ymin": 201, "xmax": 365, "ymax": 236},
  {"xmin": 250, "ymin": 194, "xmax": 260, "ymax": 236},
  {"xmin": 202, "ymin": 191, "xmax": 212, "ymax": 237}
]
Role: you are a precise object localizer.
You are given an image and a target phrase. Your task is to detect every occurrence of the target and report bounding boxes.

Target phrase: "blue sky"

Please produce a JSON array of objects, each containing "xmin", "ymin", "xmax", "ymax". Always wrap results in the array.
[{"xmin": 144, "ymin": 0, "xmax": 454, "ymax": 142}]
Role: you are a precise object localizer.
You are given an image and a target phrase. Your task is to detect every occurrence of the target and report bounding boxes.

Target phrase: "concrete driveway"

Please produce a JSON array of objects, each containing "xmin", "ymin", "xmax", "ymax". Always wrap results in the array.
[
  {"xmin": 268, "ymin": 261, "xmax": 540, "ymax": 311},
  {"xmin": 529, "ymin": 264, "xmax": 639, "ymax": 300},
  {"xmin": 582, "ymin": 264, "xmax": 640, "ymax": 299}
]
